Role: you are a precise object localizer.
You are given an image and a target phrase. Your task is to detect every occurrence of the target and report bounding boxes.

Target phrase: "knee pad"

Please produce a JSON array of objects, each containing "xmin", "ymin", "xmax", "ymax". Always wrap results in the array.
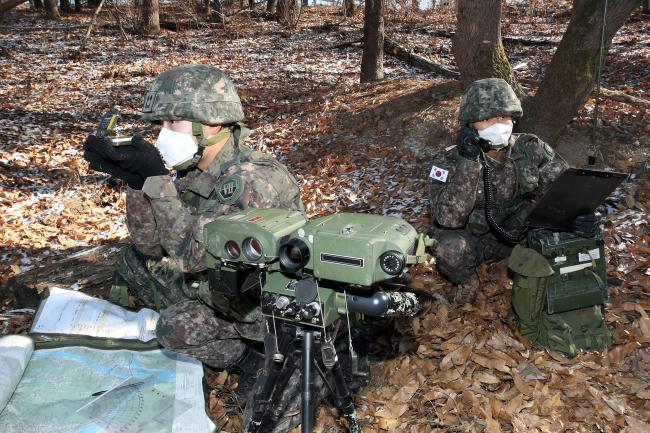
[{"xmin": 432, "ymin": 231, "xmax": 479, "ymax": 284}]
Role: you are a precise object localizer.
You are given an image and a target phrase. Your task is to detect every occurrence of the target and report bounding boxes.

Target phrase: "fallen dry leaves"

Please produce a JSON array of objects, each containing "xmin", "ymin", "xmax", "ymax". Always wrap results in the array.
[{"xmin": 1, "ymin": 3, "xmax": 649, "ymax": 433}]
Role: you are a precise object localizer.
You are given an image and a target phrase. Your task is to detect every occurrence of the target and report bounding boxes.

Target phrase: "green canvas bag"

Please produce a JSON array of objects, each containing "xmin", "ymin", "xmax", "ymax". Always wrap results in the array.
[
  {"xmin": 537, "ymin": 305, "xmax": 610, "ymax": 357},
  {"xmin": 508, "ymin": 239, "xmax": 612, "ymax": 357},
  {"xmin": 508, "ymin": 245, "xmax": 554, "ymax": 343}
]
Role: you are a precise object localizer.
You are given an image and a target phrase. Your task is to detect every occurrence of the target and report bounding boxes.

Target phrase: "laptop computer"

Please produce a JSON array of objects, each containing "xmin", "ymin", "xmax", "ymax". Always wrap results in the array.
[{"xmin": 524, "ymin": 168, "xmax": 628, "ymax": 230}]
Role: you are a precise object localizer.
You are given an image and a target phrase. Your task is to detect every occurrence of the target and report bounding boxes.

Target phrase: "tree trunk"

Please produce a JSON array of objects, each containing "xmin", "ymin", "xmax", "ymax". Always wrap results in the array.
[
  {"xmin": 75, "ymin": 0, "xmax": 81, "ymax": 12},
  {"xmin": 32, "ymin": 0, "xmax": 44, "ymax": 11},
  {"xmin": 411, "ymin": 0, "xmax": 418, "ymax": 12},
  {"xmin": 60, "ymin": 0, "xmax": 72, "ymax": 13},
  {"xmin": 1, "ymin": 0, "xmax": 29, "ymax": 13},
  {"xmin": 344, "ymin": 0, "xmax": 355, "ymax": 16},
  {"xmin": 0, "ymin": 245, "xmax": 121, "ymax": 310},
  {"xmin": 210, "ymin": 0, "xmax": 224, "ymax": 23},
  {"xmin": 361, "ymin": 0, "xmax": 384, "ymax": 82},
  {"xmin": 643, "ymin": 0, "xmax": 649, "ymax": 13},
  {"xmin": 136, "ymin": 0, "xmax": 160, "ymax": 35},
  {"xmin": 384, "ymin": 36, "xmax": 459, "ymax": 77},
  {"xmin": 43, "ymin": 0, "xmax": 60, "ymax": 19},
  {"xmin": 267, "ymin": 0, "xmax": 276, "ymax": 13},
  {"xmin": 520, "ymin": 0, "xmax": 642, "ymax": 146},
  {"xmin": 452, "ymin": 0, "xmax": 521, "ymax": 93},
  {"xmin": 302, "ymin": 0, "xmax": 308, "ymax": 6},
  {"xmin": 276, "ymin": 0, "xmax": 286, "ymax": 17},
  {"xmin": 248, "ymin": 0, "xmax": 254, "ymax": 10}
]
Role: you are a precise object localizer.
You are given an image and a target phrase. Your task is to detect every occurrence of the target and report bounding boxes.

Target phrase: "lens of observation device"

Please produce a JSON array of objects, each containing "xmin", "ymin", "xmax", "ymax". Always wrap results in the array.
[
  {"xmin": 225, "ymin": 240, "xmax": 241, "ymax": 259},
  {"xmin": 242, "ymin": 237, "xmax": 264, "ymax": 261},
  {"xmin": 279, "ymin": 238, "xmax": 310, "ymax": 272}
]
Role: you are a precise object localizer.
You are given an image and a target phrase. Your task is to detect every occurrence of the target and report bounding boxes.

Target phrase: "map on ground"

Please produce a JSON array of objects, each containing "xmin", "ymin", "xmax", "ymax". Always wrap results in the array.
[{"xmin": 0, "ymin": 346, "xmax": 216, "ymax": 433}]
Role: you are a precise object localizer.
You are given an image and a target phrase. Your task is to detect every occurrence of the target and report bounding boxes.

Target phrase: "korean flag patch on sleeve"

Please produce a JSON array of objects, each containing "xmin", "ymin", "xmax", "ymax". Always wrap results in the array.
[{"xmin": 429, "ymin": 164, "xmax": 449, "ymax": 183}]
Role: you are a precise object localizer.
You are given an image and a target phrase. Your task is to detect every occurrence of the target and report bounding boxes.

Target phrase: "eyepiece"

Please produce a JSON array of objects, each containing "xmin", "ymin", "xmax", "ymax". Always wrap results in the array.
[
  {"xmin": 242, "ymin": 237, "xmax": 263, "ymax": 261},
  {"xmin": 279, "ymin": 238, "xmax": 310, "ymax": 273}
]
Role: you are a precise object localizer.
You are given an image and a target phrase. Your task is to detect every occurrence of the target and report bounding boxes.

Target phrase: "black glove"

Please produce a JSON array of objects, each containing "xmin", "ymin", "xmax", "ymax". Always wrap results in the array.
[
  {"xmin": 83, "ymin": 134, "xmax": 168, "ymax": 189},
  {"xmin": 457, "ymin": 127, "xmax": 491, "ymax": 160},
  {"xmin": 571, "ymin": 212, "xmax": 601, "ymax": 238}
]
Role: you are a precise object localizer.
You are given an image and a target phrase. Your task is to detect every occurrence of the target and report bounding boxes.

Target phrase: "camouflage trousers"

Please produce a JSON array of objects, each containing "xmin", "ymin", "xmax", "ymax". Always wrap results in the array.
[
  {"xmin": 112, "ymin": 245, "xmax": 254, "ymax": 369},
  {"xmin": 431, "ymin": 227, "xmax": 512, "ymax": 284}
]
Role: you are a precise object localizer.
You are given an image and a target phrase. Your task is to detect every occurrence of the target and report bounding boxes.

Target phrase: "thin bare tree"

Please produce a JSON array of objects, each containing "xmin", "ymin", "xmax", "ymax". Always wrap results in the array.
[
  {"xmin": 60, "ymin": 0, "xmax": 72, "ymax": 13},
  {"xmin": 135, "ymin": 0, "xmax": 160, "ymax": 34},
  {"xmin": 43, "ymin": 0, "xmax": 60, "ymax": 19},
  {"xmin": 361, "ymin": 0, "xmax": 384, "ymax": 82},
  {"xmin": 344, "ymin": 0, "xmax": 355, "ymax": 16}
]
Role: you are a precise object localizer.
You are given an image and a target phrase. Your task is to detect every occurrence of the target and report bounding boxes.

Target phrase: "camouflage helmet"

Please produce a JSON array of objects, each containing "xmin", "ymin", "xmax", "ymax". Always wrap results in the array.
[
  {"xmin": 458, "ymin": 78, "xmax": 522, "ymax": 126},
  {"xmin": 140, "ymin": 64, "xmax": 244, "ymax": 125}
]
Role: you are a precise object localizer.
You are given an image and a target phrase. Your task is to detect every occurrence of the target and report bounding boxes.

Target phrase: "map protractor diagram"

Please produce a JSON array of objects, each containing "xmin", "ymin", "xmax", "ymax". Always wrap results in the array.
[{"xmin": 77, "ymin": 381, "xmax": 147, "ymax": 433}]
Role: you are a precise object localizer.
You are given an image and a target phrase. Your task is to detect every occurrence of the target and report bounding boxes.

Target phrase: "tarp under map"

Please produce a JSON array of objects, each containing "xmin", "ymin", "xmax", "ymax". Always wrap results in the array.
[{"xmin": 0, "ymin": 343, "xmax": 216, "ymax": 433}]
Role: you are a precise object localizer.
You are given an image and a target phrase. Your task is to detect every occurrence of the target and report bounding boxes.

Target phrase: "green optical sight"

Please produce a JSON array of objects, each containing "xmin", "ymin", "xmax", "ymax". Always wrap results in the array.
[
  {"xmin": 204, "ymin": 208, "xmax": 427, "ymax": 327},
  {"xmin": 204, "ymin": 208, "xmax": 429, "ymax": 433}
]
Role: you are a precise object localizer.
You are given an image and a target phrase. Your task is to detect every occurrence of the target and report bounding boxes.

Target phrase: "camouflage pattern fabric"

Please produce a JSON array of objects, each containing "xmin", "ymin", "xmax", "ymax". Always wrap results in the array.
[
  {"xmin": 155, "ymin": 298, "xmax": 249, "ymax": 368},
  {"xmin": 245, "ymin": 355, "xmax": 328, "ymax": 433},
  {"xmin": 243, "ymin": 330, "xmax": 350, "ymax": 433},
  {"xmin": 458, "ymin": 78, "xmax": 523, "ymax": 126},
  {"xmin": 117, "ymin": 132, "xmax": 303, "ymax": 369},
  {"xmin": 125, "ymin": 189, "xmax": 165, "ymax": 257},
  {"xmin": 113, "ymin": 247, "xmax": 266, "ymax": 367},
  {"xmin": 431, "ymin": 227, "xmax": 512, "ymax": 284},
  {"xmin": 135, "ymin": 134, "xmax": 303, "ymax": 274},
  {"xmin": 429, "ymin": 133, "xmax": 568, "ymax": 284},
  {"xmin": 113, "ymin": 246, "xmax": 187, "ymax": 310},
  {"xmin": 140, "ymin": 64, "xmax": 244, "ymax": 126}
]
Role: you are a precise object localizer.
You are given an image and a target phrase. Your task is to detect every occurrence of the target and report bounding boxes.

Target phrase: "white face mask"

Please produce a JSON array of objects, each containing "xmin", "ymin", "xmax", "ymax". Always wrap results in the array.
[
  {"xmin": 477, "ymin": 123, "xmax": 513, "ymax": 149},
  {"xmin": 155, "ymin": 127, "xmax": 199, "ymax": 168}
]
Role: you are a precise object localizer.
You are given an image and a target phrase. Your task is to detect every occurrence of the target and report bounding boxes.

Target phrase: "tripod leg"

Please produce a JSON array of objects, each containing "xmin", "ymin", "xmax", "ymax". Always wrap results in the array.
[
  {"xmin": 312, "ymin": 343, "xmax": 362, "ymax": 433},
  {"xmin": 301, "ymin": 330, "xmax": 315, "ymax": 433},
  {"xmin": 245, "ymin": 353, "xmax": 285, "ymax": 433},
  {"xmin": 245, "ymin": 329, "xmax": 293, "ymax": 433},
  {"xmin": 331, "ymin": 360, "xmax": 362, "ymax": 433}
]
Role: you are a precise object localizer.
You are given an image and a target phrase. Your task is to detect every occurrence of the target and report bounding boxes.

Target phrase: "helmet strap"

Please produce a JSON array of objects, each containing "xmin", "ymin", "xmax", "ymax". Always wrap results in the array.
[
  {"xmin": 232, "ymin": 123, "xmax": 241, "ymax": 163},
  {"xmin": 176, "ymin": 122, "xmax": 233, "ymax": 170},
  {"xmin": 192, "ymin": 122, "xmax": 233, "ymax": 148},
  {"xmin": 172, "ymin": 122, "xmax": 237, "ymax": 172}
]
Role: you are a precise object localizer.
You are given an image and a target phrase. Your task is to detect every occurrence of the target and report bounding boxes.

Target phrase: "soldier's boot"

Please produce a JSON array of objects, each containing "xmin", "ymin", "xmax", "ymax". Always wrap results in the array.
[
  {"xmin": 227, "ymin": 346, "xmax": 265, "ymax": 407},
  {"xmin": 452, "ymin": 273, "xmax": 480, "ymax": 305},
  {"xmin": 200, "ymin": 368, "xmax": 223, "ymax": 432}
]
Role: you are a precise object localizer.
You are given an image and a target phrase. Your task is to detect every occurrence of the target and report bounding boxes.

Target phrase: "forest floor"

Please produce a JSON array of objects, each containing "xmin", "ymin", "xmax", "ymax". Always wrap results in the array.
[{"xmin": 1, "ymin": 2, "xmax": 650, "ymax": 433}]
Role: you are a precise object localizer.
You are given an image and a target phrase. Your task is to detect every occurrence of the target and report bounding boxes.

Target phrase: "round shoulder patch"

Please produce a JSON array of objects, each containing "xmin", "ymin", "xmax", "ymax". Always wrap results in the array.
[{"xmin": 215, "ymin": 175, "xmax": 244, "ymax": 204}]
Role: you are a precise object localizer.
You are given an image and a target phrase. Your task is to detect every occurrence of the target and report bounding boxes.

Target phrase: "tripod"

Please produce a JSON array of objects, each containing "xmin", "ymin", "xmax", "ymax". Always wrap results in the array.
[{"xmin": 244, "ymin": 322, "xmax": 364, "ymax": 433}]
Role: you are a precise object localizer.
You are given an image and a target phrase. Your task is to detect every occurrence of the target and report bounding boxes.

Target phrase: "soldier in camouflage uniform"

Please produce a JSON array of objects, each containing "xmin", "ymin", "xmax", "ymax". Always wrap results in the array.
[
  {"xmin": 428, "ymin": 78, "xmax": 569, "ymax": 299},
  {"xmin": 82, "ymin": 65, "xmax": 304, "ymax": 419}
]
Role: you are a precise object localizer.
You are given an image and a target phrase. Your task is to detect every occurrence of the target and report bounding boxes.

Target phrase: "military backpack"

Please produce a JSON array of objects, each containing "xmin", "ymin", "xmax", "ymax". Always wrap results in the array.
[{"xmin": 508, "ymin": 229, "xmax": 612, "ymax": 357}]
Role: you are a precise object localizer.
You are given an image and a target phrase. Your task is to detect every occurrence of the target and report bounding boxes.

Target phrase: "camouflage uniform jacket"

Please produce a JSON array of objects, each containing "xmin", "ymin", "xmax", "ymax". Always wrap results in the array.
[
  {"xmin": 125, "ymin": 130, "xmax": 304, "ymax": 301},
  {"xmin": 429, "ymin": 133, "xmax": 568, "ymax": 236}
]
